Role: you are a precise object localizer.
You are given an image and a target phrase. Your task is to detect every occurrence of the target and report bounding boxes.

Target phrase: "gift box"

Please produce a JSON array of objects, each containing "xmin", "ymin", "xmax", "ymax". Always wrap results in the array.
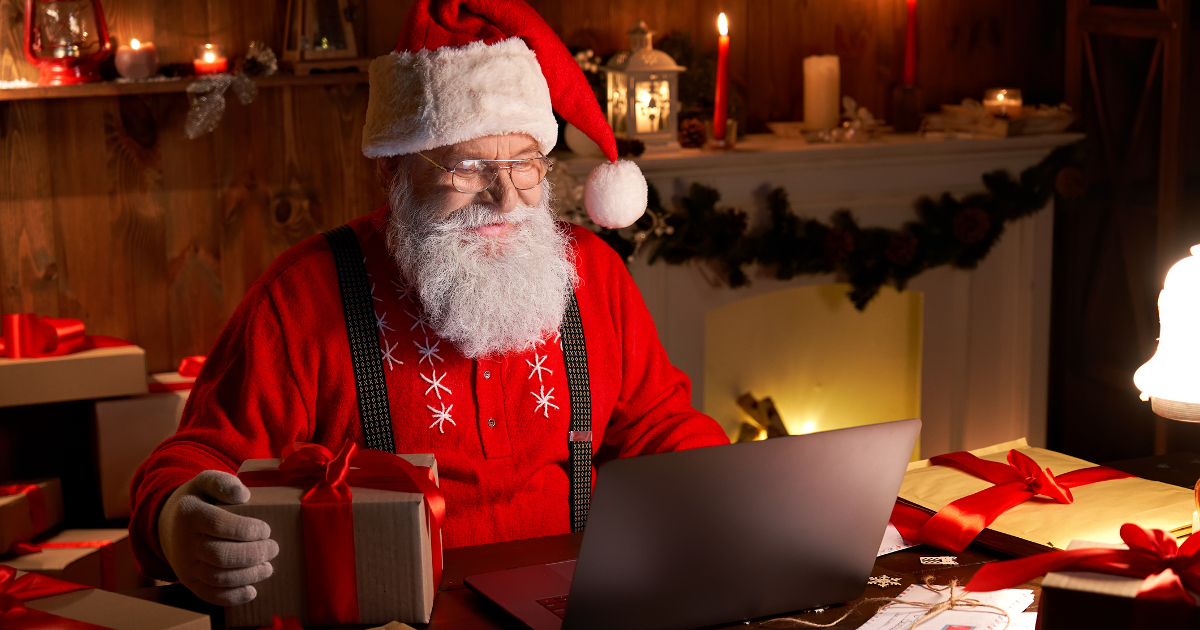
[
  {"xmin": 1039, "ymin": 541, "xmax": 1200, "ymax": 629},
  {"xmin": 95, "ymin": 388, "xmax": 190, "ymax": 519},
  {"xmin": 4, "ymin": 567, "xmax": 211, "ymax": 629},
  {"xmin": 966, "ymin": 525, "xmax": 1200, "ymax": 630},
  {"xmin": 220, "ymin": 442, "xmax": 444, "ymax": 627},
  {"xmin": 0, "ymin": 478, "xmax": 64, "ymax": 554},
  {"xmin": 0, "ymin": 345, "xmax": 148, "ymax": 407},
  {"xmin": 0, "ymin": 528, "xmax": 149, "ymax": 591},
  {"xmin": 893, "ymin": 438, "xmax": 1193, "ymax": 555}
]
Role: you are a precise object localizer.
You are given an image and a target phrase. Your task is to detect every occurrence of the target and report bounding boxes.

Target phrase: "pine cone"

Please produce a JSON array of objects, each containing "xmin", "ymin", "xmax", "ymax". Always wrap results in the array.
[{"xmin": 678, "ymin": 118, "xmax": 707, "ymax": 148}]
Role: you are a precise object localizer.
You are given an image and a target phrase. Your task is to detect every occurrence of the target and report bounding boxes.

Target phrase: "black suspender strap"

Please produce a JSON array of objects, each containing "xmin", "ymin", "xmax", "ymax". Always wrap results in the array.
[
  {"xmin": 323, "ymin": 225, "xmax": 397, "ymax": 454},
  {"xmin": 559, "ymin": 293, "xmax": 593, "ymax": 532}
]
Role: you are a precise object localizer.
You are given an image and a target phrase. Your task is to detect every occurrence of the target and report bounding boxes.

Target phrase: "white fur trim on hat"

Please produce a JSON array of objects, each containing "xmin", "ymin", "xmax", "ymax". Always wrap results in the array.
[
  {"xmin": 585, "ymin": 160, "xmax": 647, "ymax": 229},
  {"xmin": 363, "ymin": 38, "xmax": 559, "ymax": 158}
]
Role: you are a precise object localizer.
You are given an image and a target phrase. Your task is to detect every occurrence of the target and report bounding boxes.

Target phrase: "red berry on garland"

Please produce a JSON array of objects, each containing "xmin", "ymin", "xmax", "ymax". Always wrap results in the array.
[
  {"xmin": 886, "ymin": 231, "xmax": 919, "ymax": 266},
  {"xmin": 953, "ymin": 208, "xmax": 991, "ymax": 244},
  {"xmin": 824, "ymin": 228, "xmax": 855, "ymax": 265},
  {"xmin": 678, "ymin": 119, "xmax": 707, "ymax": 148}
]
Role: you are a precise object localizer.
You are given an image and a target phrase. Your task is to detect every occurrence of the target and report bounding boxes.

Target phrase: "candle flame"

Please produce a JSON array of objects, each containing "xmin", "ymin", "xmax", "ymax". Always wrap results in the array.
[
  {"xmin": 996, "ymin": 93, "xmax": 1005, "ymax": 101},
  {"xmin": 131, "ymin": 39, "xmax": 141, "ymax": 49},
  {"xmin": 203, "ymin": 51, "xmax": 216, "ymax": 63},
  {"xmin": 718, "ymin": 13, "xmax": 728, "ymax": 36}
]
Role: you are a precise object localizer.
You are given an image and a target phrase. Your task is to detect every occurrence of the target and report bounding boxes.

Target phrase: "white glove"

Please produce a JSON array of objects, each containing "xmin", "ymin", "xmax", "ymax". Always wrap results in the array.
[{"xmin": 158, "ymin": 470, "xmax": 279, "ymax": 606}]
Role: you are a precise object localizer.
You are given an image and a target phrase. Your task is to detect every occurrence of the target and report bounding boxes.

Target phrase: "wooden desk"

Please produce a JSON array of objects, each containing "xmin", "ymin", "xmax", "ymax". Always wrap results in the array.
[{"xmin": 135, "ymin": 534, "xmax": 1040, "ymax": 629}]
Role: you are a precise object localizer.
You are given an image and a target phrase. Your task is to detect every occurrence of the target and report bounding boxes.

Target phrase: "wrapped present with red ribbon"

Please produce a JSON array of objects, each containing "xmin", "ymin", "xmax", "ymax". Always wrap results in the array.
[
  {"xmin": 0, "ymin": 479, "xmax": 64, "ymax": 555},
  {"xmin": 0, "ymin": 314, "xmax": 145, "ymax": 407},
  {"xmin": 222, "ymin": 440, "xmax": 445, "ymax": 627},
  {"xmin": 0, "ymin": 529, "xmax": 148, "ymax": 592},
  {"xmin": 1, "ymin": 566, "xmax": 211, "ymax": 629},
  {"xmin": 891, "ymin": 439, "xmax": 1194, "ymax": 556},
  {"xmin": 147, "ymin": 356, "xmax": 206, "ymax": 393},
  {"xmin": 965, "ymin": 524, "xmax": 1200, "ymax": 629}
]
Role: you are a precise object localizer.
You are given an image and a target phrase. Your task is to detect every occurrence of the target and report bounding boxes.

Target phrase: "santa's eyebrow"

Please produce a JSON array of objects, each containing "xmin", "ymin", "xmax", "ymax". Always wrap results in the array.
[{"xmin": 445, "ymin": 144, "xmax": 541, "ymax": 164}]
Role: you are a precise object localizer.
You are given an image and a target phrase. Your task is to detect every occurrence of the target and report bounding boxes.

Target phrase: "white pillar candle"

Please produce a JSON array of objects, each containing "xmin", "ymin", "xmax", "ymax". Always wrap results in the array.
[{"xmin": 804, "ymin": 55, "xmax": 841, "ymax": 131}]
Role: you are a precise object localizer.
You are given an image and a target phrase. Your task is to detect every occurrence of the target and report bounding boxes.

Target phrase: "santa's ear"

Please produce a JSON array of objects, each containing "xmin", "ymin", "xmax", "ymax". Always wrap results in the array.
[{"xmin": 377, "ymin": 155, "xmax": 404, "ymax": 181}]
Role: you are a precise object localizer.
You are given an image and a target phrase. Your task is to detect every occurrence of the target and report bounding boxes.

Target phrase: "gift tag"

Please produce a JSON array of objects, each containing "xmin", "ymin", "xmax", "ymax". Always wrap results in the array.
[{"xmin": 919, "ymin": 556, "xmax": 958, "ymax": 565}]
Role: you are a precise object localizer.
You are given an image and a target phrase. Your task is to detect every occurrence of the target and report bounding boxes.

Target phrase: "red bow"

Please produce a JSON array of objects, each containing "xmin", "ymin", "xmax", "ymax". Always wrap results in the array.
[
  {"xmin": 0, "ymin": 314, "xmax": 128, "ymax": 359},
  {"xmin": 0, "ymin": 566, "xmax": 105, "ymax": 629},
  {"xmin": 239, "ymin": 440, "xmax": 445, "ymax": 625},
  {"xmin": 891, "ymin": 449, "xmax": 1133, "ymax": 553},
  {"xmin": 147, "ymin": 355, "xmax": 207, "ymax": 393},
  {"xmin": 12, "ymin": 540, "xmax": 117, "ymax": 591},
  {"xmin": 967, "ymin": 524, "xmax": 1200, "ymax": 604},
  {"xmin": 0, "ymin": 485, "xmax": 46, "ymax": 537}
]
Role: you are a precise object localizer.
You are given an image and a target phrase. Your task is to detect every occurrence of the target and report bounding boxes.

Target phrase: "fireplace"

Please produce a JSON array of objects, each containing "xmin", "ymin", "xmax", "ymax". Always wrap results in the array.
[{"xmin": 564, "ymin": 132, "xmax": 1082, "ymax": 456}]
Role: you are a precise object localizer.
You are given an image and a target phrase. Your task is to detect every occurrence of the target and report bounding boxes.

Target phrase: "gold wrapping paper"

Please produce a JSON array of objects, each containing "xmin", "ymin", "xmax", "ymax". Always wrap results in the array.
[{"xmin": 899, "ymin": 439, "xmax": 1193, "ymax": 552}]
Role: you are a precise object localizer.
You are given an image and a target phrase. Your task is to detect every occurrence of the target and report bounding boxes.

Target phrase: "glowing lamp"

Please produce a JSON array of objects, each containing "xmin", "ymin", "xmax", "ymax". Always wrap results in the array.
[
  {"xmin": 22, "ymin": 0, "xmax": 113, "ymax": 85},
  {"xmin": 603, "ymin": 21, "xmax": 685, "ymax": 151},
  {"xmin": 1134, "ymin": 244, "xmax": 1200, "ymax": 421}
]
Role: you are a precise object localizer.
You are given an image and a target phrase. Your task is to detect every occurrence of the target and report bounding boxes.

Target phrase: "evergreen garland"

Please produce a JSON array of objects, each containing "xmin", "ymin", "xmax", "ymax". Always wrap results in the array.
[{"xmin": 595, "ymin": 141, "xmax": 1086, "ymax": 309}]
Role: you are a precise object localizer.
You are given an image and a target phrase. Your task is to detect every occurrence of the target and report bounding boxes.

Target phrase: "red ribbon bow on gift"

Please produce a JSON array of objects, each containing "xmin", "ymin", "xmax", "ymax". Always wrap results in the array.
[
  {"xmin": 891, "ymin": 449, "xmax": 1133, "ymax": 553},
  {"xmin": 0, "ymin": 314, "xmax": 129, "ymax": 359},
  {"xmin": 966, "ymin": 523, "xmax": 1200, "ymax": 604},
  {"xmin": 238, "ymin": 440, "xmax": 446, "ymax": 626},
  {"xmin": 147, "ymin": 355, "xmax": 207, "ymax": 393},
  {"xmin": 0, "ymin": 566, "xmax": 107, "ymax": 629},
  {"xmin": 0, "ymin": 485, "xmax": 46, "ymax": 536}
]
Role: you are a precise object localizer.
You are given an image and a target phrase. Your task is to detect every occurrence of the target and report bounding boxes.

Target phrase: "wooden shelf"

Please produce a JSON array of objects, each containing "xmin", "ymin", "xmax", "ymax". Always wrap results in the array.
[{"xmin": 0, "ymin": 71, "xmax": 369, "ymax": 102}]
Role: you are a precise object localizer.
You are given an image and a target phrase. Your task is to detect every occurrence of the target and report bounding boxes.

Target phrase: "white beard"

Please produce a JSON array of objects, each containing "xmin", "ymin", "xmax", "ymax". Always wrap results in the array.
[{"xmin": 385, "ymin": 175, "xmax": 577, "ymax": 359}]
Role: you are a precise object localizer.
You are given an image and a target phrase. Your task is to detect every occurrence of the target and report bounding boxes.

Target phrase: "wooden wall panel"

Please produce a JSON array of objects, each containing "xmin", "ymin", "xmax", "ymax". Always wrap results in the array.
[{"xmin": 0, "ymin": 0, "xmax": 1063, "ymax": 373}]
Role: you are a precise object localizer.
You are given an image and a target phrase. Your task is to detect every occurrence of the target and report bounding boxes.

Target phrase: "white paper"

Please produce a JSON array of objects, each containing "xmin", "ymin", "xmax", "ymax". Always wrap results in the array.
[
  {"xmin": 857, "ymin": 584, "xmax": 1034, "ymax": 630},
  {"xmin": 877, "ymin": 523, "xmax": 918, "ymax": 556}
]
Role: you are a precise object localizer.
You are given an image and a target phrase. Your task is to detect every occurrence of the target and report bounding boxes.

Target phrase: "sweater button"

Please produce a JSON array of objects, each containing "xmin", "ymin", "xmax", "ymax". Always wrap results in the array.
[
  {"xmin": 488, "ymin": 418, "xmax": 496, "ymax": 427},
  {"xmin": 484, "ymin": 370, "xmax": 491, "ymax": 379}
]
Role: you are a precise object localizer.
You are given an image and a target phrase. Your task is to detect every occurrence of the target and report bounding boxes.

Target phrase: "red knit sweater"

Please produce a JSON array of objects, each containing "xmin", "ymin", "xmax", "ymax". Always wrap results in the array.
[{"xmin": 129, "ymin": 207, "xmax": 729, "ymax": 580}]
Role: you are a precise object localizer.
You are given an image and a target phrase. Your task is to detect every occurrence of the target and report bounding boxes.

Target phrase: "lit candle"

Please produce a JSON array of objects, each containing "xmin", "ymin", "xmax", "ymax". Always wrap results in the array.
[
  {"xmin": 115, "ymin": 39, "xmax": 159, "ymax": 80},
  {"xmin": 193, "ymin": 44, "xmax": 228, "ymax": 74},
  {"xmin": 903, "ymin": 0, "xmax": 917, "ymax": 86},
  {"xmin": 803, "ymin": 55, "xmax": 840, "ymax": 130},
  {"xmin": 713, "ymin": 13, "xmax": 730, "ymax": 142},
  {"xmin": 982, "ymin": 88, "xmax": 1023, "ymax": 118}
]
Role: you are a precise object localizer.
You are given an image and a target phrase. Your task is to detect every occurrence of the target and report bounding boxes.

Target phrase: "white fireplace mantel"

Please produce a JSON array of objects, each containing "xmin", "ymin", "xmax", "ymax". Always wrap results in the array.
[{"xmin": 563, "ymin": 132, "xmax": 1084, "ymax": 457}]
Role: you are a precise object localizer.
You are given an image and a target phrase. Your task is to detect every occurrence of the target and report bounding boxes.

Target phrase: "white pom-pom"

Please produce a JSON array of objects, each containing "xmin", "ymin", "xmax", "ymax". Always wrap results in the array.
[{"xmin": 585, "ymin": 160, "xmax": 647, "ymax": 229}]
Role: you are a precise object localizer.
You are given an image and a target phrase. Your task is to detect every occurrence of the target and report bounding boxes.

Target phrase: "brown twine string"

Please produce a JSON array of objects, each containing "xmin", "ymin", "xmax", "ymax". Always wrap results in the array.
[{"xmin": 763, "ymin": 577, "xmax": 1012, "ymax": 630}]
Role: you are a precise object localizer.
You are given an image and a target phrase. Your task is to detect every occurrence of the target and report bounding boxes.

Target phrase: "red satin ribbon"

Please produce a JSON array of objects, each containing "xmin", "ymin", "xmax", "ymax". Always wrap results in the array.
[
  {"xmin": 0, "ymin": 566, "xmax": 109, "ymax": 629},
  {"xmin": 238, "ymin": 440, "xmax": 446, "ymax": 625},
  {"xmin": 258, "ymin": 615, "xmax": 305, "ymax": 630},
  {"xmin": 12, "ymin": 540, "xmax": 117, "ymax": 592},
  {"xmin": 0, "ymin": 485, "xmax": 46, "ymax": 535},
  {"xmin": 0, "ymin": 313, "xmax": 129, "ymax": 359},
  {"xmin": 891, "ymin": 449, "xmax": 1133, "ymax": 553},
  {"xmin": 966, "ymin": 523, "xmax": 1200, "ymax": 604},
  {"xmin": 147, "ymin": 355, "xmax": 207, "ymax": 393}
]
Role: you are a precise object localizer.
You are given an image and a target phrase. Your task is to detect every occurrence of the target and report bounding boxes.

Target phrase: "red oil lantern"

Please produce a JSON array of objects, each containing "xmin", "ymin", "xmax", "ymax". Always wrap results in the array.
[{"xmin": 23, "ymin": 0, "xmax": 112, "ymax": 85}]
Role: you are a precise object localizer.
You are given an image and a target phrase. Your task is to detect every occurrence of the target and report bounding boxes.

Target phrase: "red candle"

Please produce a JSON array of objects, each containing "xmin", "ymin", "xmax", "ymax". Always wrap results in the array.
[
  {"xmin": 713, "ymin": 13, "xmax": 730, "ymax": 141},
  {"xmin": 194, "ymin": 44, "xmax": 228, "ymax": 75},
  {"xmin": 903, "ymin": 0, "xmax": 917, "ymax": 86}
]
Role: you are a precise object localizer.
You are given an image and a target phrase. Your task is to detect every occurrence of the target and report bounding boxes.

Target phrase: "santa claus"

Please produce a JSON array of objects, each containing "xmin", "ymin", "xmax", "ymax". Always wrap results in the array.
[{"xmin": 130, "ymin": 0, "xmax": 728, "ymax": 607}]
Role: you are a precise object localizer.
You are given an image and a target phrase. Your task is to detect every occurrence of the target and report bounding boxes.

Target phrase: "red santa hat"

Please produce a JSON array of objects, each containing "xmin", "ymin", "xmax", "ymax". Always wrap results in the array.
[{"xmin": 362, "ymin": 0, "xmax": 647, "ymax": 230}]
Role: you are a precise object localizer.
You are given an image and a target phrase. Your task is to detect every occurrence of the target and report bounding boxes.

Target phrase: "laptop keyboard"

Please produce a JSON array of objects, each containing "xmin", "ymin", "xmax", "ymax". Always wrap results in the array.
[{"xmin": 536, "ymin": 595, "xmax": 569, "ymax": 618}]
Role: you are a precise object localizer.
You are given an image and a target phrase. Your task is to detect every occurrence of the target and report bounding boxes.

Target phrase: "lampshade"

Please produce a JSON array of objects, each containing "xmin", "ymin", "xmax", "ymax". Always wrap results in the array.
[{"xmin": 1134, "ymin": 244, "xmax": 1200, "ymax": 421}]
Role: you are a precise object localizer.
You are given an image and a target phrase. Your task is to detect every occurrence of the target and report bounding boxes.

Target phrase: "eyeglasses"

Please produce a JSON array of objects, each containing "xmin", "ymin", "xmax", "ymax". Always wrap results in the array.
[{"xmin": 418, "ymin": 152, "xmax": 553, "ymax": 194}]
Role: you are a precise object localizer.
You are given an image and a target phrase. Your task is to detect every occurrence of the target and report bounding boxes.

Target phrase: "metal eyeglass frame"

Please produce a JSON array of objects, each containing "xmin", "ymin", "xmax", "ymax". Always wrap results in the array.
[{"xmin": 418, "ymin": 152, "xmax": 554, "ymax": 194}]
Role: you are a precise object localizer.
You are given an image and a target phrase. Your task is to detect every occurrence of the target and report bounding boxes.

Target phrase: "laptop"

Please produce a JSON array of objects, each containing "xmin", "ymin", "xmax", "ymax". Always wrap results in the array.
[{"xmin": 465, "ymin": 418, "xmax": 920, "ymax": 630}]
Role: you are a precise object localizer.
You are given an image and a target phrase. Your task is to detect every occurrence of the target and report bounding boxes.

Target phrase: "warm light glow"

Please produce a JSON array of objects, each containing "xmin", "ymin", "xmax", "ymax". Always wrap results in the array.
[
  {"xmin": 130, "ymin": 39, "xmax": 141, "ymax": 50},
  {"xmin": 203, "ymin": 51, "xmax": 216, "ymax": 63},
  {"xmin": 1134, "ymin": 244, "xmax": 1200, "ymax": 404},
  {"xmin": 718, "ymin": 13, "xmax": 728, "ymax": 37},
  {"xmin": 800, "ymin": 421, "xmax": 817, "ymax": 434},
  {"xmin": 996, "ymin": 93, "xmax": 1005, "ymax": 101}
]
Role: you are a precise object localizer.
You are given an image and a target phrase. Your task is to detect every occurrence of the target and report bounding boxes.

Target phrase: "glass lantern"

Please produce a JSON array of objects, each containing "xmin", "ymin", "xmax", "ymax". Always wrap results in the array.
[
  {"xmin": 603, "ymin": 21, "xmax": 685, "ymax": 151},
  {"xmin": 23, "ymin": 0, "xmax": 112, "ymax": 85}
]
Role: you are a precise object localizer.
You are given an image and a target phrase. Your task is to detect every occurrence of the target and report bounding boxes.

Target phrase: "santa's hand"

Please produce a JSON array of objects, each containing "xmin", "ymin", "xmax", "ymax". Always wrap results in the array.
[{"xmin": 158, "ymin": 470, "xmax": 279, "ymax": 606}]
